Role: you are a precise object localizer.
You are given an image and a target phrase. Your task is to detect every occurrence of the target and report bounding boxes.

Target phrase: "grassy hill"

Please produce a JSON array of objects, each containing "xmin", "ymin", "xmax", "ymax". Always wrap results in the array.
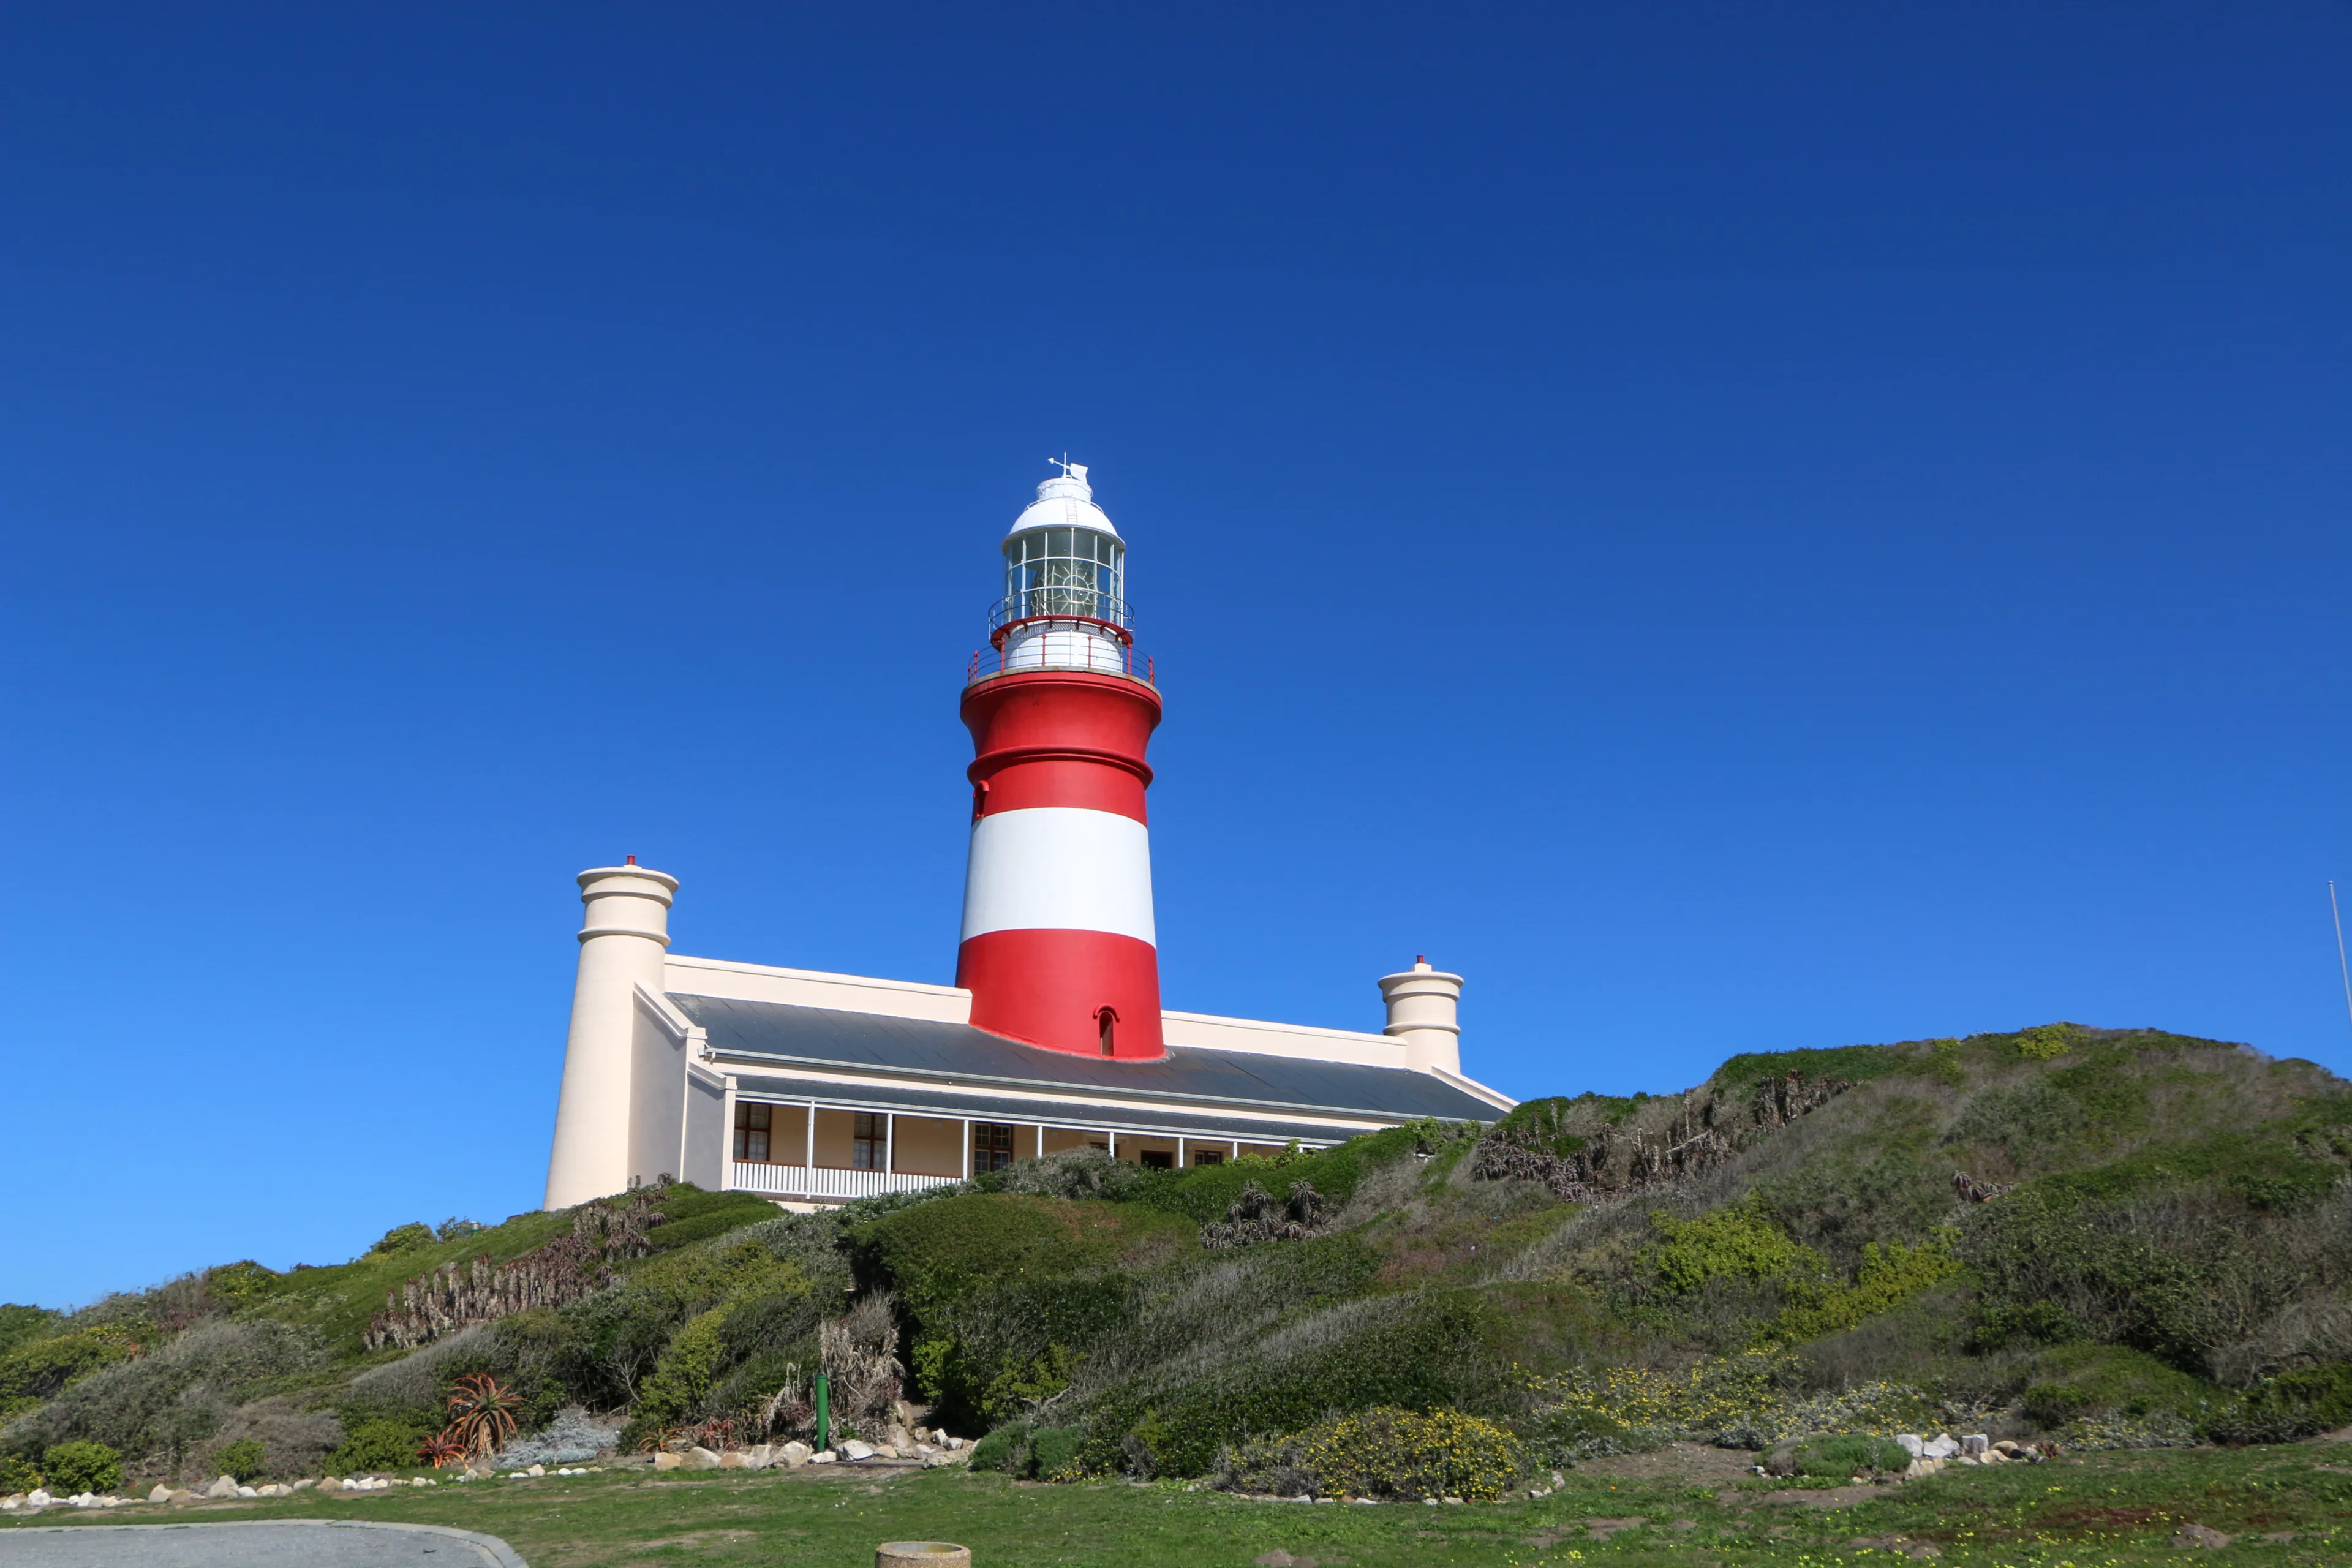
[{"xmin": 6, "ymin": 1021, "xmax": 2350, "ymax": 1501}]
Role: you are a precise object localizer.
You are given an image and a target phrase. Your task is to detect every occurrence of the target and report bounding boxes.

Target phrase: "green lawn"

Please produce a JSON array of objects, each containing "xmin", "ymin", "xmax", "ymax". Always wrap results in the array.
[{"xmin": 10, "ymin": 1442, "xmax": 2352, "ymax": 1566}]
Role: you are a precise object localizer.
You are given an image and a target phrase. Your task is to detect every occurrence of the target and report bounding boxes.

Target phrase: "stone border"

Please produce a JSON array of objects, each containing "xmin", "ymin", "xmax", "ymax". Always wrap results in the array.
[{"xmin": 0, "ymin": 1518, "xmax": 529, "ymax": 1566}]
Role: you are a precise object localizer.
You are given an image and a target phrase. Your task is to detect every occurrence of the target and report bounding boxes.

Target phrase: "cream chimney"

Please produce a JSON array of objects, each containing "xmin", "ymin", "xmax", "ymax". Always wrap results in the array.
[
  {"xmin": 544, "ymin": 862, "xmax": 677, "ymax": 1209},
  {"xmin": 1377, "ymin": 956, "xmax": 1463, "ymax": 1076}
]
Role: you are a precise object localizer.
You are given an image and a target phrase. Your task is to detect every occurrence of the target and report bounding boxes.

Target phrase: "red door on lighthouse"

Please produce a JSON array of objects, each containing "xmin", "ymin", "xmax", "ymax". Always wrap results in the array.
[{"xmin": 956, "ymin": 462, "xmax": 1166, "ymax": 1060}]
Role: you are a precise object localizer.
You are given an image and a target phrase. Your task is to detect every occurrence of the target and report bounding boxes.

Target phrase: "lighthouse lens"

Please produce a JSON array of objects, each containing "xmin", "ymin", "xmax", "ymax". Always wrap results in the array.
[{"xmin": 1002, "ymin": 526, "xmax": 1126, "ymax": 626}]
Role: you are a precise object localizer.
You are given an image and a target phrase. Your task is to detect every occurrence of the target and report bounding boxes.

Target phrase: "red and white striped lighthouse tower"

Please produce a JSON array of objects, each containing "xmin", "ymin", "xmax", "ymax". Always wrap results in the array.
[{"xmin": 957, "ymin": 461, "xmax": 1166, "ymax": 1059}]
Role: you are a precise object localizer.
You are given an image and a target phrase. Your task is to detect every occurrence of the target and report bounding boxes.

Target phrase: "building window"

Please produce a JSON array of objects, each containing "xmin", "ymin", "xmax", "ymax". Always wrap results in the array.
[
  {"xmin": 1096, "ymin": 1006, "xmax": 1117, "ymax": 1057},
  {"xmin": 1191, "ymin": 1149, "xmax": 1224, "ymax": 1167},
  {"xmin": 972, "ymin": 1122, "xmax": 1016, "ymax": 1173},
  {"xmin": 1139, "ymin": 1150, "xmax": 1174, "ymax": 1170},
  {"xmin": 853, "ymin": 1112, "xmax": 886, "ymax": 1170},
  {"xmin": 733, "ymin": 1103, "xmax": 771, "ymax": 1163}
]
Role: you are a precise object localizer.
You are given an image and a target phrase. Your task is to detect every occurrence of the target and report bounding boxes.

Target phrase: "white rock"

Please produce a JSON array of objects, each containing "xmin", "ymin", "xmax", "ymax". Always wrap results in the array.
[
  {"xmin": 1895, "ymin": 1434, "xmax": 1925, "ymax": 1457},
  {"xmin": 842, "ymin": 1439, "xmax": 875, "ymax": 1461},
  {"xmin": 782, "ymin": 1441, "xmax": 813, "ymax": 1468},
  {"xmin": 685, "ymin": 1446, "xmax": 722, "ymax": 1470},
  {"xmin": 1423, "ymin": 1497, "xmax": 1441, "ymax": 1506},
  {"xmin": 1961, "ymin": 1434, "xmax": 1989, "ymax": 1457},
  {"xmin": 205, "ymin": 1476, "xmax": 241, "ymax": 1499},
  {"xmin": 810, "ymin": 1450, "xmax": 837, "ymax": 1464},
  {"xmin": 653, "ymin": 1451, "xmax": 684, "ymax": 1470},
  {"xmin": 149, "ymin": 1485, "xmax": 174, "ymax": 1502},
  {"xmin": 718, "ymin": 1452, "xmax": 746, "ymax": 1469},
  {"xmin": 1, "ymin": 1495, "xmax": 20, "ymax": 1510},
  {"xmin": 887, "ymin": 1425, "xmax": 914, "ymax": 1450},
  {"xmin": 29, "ymin": 1490, "xmax": 54, "ymax": 1506},
  {"xmin": 293, "ymin": 1479, "xmax": 315, "ymax": 1491},
  {"xmin": 526, "ymin": 1463, "xmax": 545, "ymax": 1477},
  {"xmin": 1921, "ymin": 1435, "xmax": 1960, "ymax": 1460}
]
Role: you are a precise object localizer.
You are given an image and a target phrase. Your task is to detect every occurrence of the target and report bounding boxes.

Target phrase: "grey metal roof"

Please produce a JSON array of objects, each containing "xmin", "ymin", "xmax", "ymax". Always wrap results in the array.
[{"xmin": 668, "ymin": 993, "xmax": 1501, "ymax": 1123}]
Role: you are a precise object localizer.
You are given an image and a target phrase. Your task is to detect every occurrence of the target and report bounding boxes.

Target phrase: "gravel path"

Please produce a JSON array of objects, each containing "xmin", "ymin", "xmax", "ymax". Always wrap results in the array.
[{"xmin": 0, "ymin": 1520, "xmax": 526, "ymax": 1567}]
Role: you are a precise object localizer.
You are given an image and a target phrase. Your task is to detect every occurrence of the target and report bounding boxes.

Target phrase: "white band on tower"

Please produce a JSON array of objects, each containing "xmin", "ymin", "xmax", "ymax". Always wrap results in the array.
[{"xmin": 959, "ymin": 807, "xmax": 1156, "ymax": 945}]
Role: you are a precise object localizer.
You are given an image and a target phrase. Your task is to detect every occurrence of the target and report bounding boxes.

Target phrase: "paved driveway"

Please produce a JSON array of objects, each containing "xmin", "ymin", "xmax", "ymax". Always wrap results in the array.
[{"xmin": 0, "ymin": 1520, "xmax": 526, "ymax": 1567}]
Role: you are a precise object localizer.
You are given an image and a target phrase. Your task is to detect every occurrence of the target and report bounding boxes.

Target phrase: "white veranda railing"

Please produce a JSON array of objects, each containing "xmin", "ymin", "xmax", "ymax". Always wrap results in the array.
[{"xmin": 728, "ymin": 1162, "xmax": 964, "ymax": 1200}]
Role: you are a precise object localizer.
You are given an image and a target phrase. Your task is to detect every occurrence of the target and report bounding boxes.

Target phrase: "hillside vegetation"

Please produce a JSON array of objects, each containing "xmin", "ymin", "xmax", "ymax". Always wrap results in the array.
[{"xmin": 6, "ymin": 1022, "xmax": 2350, "ymax": 1499}]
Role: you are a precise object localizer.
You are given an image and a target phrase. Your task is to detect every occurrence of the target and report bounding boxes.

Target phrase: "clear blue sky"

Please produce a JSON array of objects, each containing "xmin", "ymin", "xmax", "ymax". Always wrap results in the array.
[{"xmin": 6, "ymin": 4, "xmax": 2348, "ymax": 1308}]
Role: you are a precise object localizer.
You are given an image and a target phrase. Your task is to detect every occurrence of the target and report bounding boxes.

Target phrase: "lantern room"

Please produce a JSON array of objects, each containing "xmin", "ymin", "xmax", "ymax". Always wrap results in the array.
[{"xmin": 987, "ymin": 462, "xmax": 1137, "ymax": 677}]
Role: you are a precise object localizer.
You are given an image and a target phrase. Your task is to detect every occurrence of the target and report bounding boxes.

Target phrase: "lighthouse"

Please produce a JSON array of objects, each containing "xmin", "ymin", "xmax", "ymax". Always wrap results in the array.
[
  {"xmin": 538, "ymin": 457, "xmax": 1513, "ymax": 1213},
  {"xmin": 955, "ymin": 462, "xmax": 1167, "ymax": 1058}
]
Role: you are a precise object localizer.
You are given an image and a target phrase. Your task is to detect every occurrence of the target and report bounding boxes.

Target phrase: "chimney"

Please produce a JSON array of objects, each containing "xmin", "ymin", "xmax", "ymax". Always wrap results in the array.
[
  {"xmin": 544, "ymin": 862, "xmax": 679, "ymax": 1209},
  {"xmin": 1377, "ymin": 956, "xmax": 1464, "ymax": 1076}
]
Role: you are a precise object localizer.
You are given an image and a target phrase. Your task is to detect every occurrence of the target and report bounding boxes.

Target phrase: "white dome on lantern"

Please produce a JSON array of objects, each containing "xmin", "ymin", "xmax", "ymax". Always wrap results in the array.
[{"xmin": 1008, "ymin": 462, "xmax": 1120, "ymax": 540}]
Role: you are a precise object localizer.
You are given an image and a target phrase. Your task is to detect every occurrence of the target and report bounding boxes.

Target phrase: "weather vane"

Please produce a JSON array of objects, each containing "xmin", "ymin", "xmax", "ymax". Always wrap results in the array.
[{"xmin": 1049, "ymin": 454, "xmax": 1087, "ymax": 481}]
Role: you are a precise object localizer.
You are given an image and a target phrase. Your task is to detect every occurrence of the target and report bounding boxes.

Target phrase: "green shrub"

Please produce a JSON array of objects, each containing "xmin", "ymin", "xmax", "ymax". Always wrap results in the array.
[
  {"xmin": 1218, "ymin": 1407, "xmax": 1525, "ymax": 1501},
  {"xmin": 967, "ymin": 1419, "xmax": 1033, "ymax": 1472},
  {"xmin": 204, "ymin": 1262, "xmax": 276, "ymax": 1306},
  {"xmin": 0, "ymin": 1452, "xmax": 41, "ymax": 1493},
  {"xmin": 1969, "ymin": 1300, "xmax": 2081, "ymax": 1351},
  {"xmin": 366, "ymin": 1224, "xmax": 435, "ymax": 1258},
  {"xmin": 1790, "ymin": 1433, "xmax": 1911, "ymax": 1479},
  {"xmin": 1510, "ymin": 1401, "xmax": 1654, "ymax": 1464},
  {"xmin": 2206, "ymin": 1363, "xmax": 2352, "ymax": 1444},
  {"xmin": 215, "ymin": 1437, "xmax": 266, "ymax": 1482},
  {"xmin": 41, "ymin": 1441, "xmax": 122, "ymax": 1495},
  {"xmin": 1077, "ymin": 1284, "xmax": 1506, "ymax": 1478},
  {"xmin": 1027, "ymin": 1425, "xmax": 1087, "ymax": 1479},
  {"xmin": 1645, "ymin": 1199, "xmax": 1819, "ymax": 1294},
  {"xmin": 625, "ymin": 1307, "xmax": 731, "ymax": 1439},
  {"xmin": 0, "ymin": 1332, "xmax": 135, "ymax": 1402},
  {"xmin": 1769, "ymin": 1236, "xmax": 1960, "ymax": 1344},
  {"xmin": 0, "ymin": 1305, "xmax": 62, "ymax": 1357},
  {"xmin": 635, "ymin": 1190, "xmax": 794, "ymax": 1253},
  {"xmin": 1943, "ymin": 1083, "xmax": 2085, "ymax": 1156},
  {"xmin": 2013, "ymin": 1344, "xmax": 2212, "ymax": 1432},
  {"xmin": 1711, "ymin": 1044, "xmax": 1911, "ymax": 1090},
  {"xmin": 2015, "ymin": 1023, "xmax": 2082, "ymax": 1060},
  {"xmin": 328, "ymin": 1417, "xmax": 433, "ymax": 1474}
]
